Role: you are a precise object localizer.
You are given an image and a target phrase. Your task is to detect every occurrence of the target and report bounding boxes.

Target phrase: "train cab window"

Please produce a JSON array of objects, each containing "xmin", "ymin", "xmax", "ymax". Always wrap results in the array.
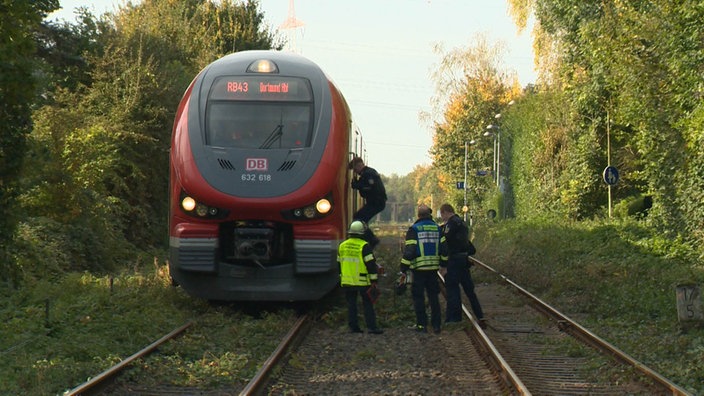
[
  {"xmin": 205, "ymin": 76, "xmax": 314, "ymax": 149},
  {"xmin": 207, "ymin": 103, "xmax": 312, "ymax": 149}
]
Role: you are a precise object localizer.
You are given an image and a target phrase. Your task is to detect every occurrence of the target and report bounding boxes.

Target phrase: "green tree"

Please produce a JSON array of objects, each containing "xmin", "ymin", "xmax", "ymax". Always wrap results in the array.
[
  {"xmin": 92, "ymin": 0, "xmax": 279, "ymax": 247},
  {"xmin": 35, "ymin": 8, "xmax": 106, "ymax": 94},
  {"xmin": 0, "ymin": 0, "xmax": 59, "ymax": 282},
  {"xmin": 428, "ymin": 35, "xmax": 520, "ymax": 219},
  {"xmin": 523, "ymin": 0, "xmax": 704, "ymax": 237},
  {"xmin": 382, "ymin": 174, "xmax": 416, "ymax": 223},
  {"xmin": 18, "ymin": 0, "xmax": 281, "ymax": 277}
]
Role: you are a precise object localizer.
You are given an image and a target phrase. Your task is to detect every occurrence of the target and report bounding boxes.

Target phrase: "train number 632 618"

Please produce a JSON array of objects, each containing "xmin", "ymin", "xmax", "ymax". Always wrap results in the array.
[{"xmin": 241, "ymin": 173, "xmax": 272, "ymax": 182}]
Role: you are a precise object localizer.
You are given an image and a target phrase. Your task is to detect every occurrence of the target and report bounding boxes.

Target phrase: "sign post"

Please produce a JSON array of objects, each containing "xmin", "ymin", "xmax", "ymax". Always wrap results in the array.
[{"xmin": 603, "ymin": 165, "xmax": 619, "ymax": 218}]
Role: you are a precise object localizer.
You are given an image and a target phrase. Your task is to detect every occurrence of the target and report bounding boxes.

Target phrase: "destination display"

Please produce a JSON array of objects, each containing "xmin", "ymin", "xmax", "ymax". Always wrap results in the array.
[{"xmin": 209, "ymin": 76, "xmax": 312, "ymax": 101}]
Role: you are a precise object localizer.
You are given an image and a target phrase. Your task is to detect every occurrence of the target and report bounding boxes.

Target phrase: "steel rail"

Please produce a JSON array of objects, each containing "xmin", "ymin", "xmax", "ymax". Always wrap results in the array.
[
  {"xmin": 471, "ymin": 257, "xmax": 693, "ymax": 396},
  {"xmin": 239, "ymin": 314, "xmax": 311, "ymax": 396},
  {"xmin": 438, "ymin": 272, "xmax": 531, "ymax": 395},
  {"xmin": 65, "ymin": 321, "xmax": 193, "ymax": 396}
]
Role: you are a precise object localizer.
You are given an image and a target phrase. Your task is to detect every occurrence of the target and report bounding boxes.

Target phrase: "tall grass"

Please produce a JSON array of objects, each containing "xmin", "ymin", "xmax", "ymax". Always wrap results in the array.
[{"xmin": 0, "ymin": 259, "xmax": 297, "ymax": 395}]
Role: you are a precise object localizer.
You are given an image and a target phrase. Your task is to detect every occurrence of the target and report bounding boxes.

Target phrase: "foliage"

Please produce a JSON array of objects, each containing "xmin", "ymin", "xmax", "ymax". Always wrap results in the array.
[
  {"xmin": 9, "ymin": 0, "xmax": 281, "ymax": 282},
  {"xmin": 427, "ymin": 35, "xmax": 522, "ymax": 223},
  {"xmin": 473, "ymin": 218, "xmax": 704, "ymax": 393},
  {"xmin": 35, "ymin": 8, "xmax": 107, "ymax": 94},
  {"xmin": 378, "ymin": 165, "xmax": 453, "ymax": 224},
  {"xmin": 0, "ymin": 262, "xmax": 299, "ymax": 394},
  {"xmin": 677, "ymin": 103, "xmax": 704, "ymax": 243},
  {"xmin": 0, "ymin": 0, "xmax": 60, "ymax": 282},
  {"xmin": 121, "ymin": 307, "xmax": 297, "ymax": 388},
  {"xmin": 429, "ymin": 35, "xmax": 519, "ymax": 179},
  {"xmin": 504, "ymin": 91, "xmax": 567, "ymax": 218},
  {"xmin": 520, "ymin": 0, "xmax": 704, "ymax": 244},
  {"xmin": 380, "ymin": 173, "xmax": 416, "ymax": 223}
]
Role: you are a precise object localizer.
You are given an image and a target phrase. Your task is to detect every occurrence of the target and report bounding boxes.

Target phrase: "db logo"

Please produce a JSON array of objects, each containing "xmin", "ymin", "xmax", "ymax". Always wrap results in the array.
[{"xmin": 246, "ymin": 158, "xmax": 268, "ymax": 171}]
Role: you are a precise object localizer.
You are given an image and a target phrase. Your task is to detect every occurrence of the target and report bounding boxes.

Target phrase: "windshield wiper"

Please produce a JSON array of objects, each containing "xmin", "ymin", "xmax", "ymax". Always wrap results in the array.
[{"xmin": 259, "ymin": 124, "xmax": 283, "ymax": 149}]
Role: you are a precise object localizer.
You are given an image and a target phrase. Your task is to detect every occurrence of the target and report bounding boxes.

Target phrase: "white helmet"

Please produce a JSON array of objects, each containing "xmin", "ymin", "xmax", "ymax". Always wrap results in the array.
[{"xmin": 348, "ymin": 220, "xmax": 366, "ymax": 236}]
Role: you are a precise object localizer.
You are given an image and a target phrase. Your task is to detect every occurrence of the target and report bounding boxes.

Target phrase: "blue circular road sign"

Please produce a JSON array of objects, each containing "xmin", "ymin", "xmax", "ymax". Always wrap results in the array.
[{"xmin": 603, "ymin": 166, "xmax": 619, "ymax": 186}]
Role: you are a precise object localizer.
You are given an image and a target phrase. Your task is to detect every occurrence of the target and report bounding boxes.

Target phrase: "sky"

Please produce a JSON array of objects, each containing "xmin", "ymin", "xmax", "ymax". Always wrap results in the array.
[{"xmin": 48, "ymin": 0, "xmax": 536, "ymax": 176}]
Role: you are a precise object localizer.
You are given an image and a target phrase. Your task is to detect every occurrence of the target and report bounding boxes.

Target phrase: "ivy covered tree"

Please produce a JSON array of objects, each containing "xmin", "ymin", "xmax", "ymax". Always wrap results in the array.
[{"xmin": 504, "ymin": 0, "xmax": 704, "ymax": 240}]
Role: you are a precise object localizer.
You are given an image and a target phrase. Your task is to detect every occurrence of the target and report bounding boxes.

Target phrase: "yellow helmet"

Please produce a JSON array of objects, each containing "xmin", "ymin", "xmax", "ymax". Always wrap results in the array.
[{"xmin": 348, "ymin": 220, "xmax": 366, "ymax": 236}]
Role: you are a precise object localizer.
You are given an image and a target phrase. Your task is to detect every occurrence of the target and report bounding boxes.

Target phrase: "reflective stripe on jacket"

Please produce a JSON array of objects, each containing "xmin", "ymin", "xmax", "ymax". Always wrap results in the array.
[
  {"xmin": 401, "ymin": 219, "xmax": 444, "ymax": 271},
  {"xmin": 338, "ymin": 237, "xmax": 373, "ymax": 286}
]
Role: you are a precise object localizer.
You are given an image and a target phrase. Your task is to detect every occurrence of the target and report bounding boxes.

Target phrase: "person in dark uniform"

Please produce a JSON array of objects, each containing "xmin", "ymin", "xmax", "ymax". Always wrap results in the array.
[
  {"xmin": 338, "ymin": 220, "xmax": 383, "ymax": 334},
  {"xmin": 438, "ymin": 203, "xmax": 486, "ymax": 328},
  {"xmin": 400, "ymin": 204, "xmax": 447, "ymax": 334},
  {"xmin": 349, "ymin": 156, "xmax": 387, "ymax": 249}
]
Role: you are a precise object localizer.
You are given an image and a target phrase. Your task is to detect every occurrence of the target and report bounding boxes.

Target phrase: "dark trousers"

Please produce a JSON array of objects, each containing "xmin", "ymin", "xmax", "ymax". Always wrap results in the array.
[
  {"xmin": 354, "ymin": 202, "xmax": 385, "ymax": 246},
  {"xmin": 344, "ymin": 286, "xmax": 378, "ymax": 331},
  {"xmin": 353, "ymin": 201, "xmax": 385, "ymax": 224},
  {"xmin": 445, "ymin": 254, "xmax": 483, "ymax": 322},
  {"xmin": 410, "ymin": 270, "xmax": 441, "ymax": 330}
]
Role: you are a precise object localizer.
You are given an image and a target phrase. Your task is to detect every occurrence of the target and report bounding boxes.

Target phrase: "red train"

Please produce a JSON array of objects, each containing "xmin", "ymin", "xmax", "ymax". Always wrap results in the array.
[{"xmin": 168, "ymin": 50, "xmax": 363, "ymax": 301}]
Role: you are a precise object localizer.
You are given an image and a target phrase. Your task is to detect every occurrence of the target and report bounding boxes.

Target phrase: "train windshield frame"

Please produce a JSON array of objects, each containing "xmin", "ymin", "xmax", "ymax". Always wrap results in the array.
[{"xmin": 205, "ymin": 76, "xmax": 314, "ymax": 149}]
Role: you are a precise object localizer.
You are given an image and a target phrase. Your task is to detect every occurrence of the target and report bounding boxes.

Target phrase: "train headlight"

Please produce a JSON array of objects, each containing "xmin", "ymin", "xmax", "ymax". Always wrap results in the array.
[
  {"xmin": 182, "ymin": 196, "xmax": 196, "ymax": 211},
  {"xmin": 316, "ymin": 199, "xmax": 332, "ymax": 214},
  {"xmin": 178, "ymin": 191, "xmax": 228, "ymax": 219},
  {"xmin": 282, "ymin": 194, "xmax": 334, "ymax": 221},
  {"xmin": 247, "ymin": 59, "xmax": 279, "ymax": 73}
]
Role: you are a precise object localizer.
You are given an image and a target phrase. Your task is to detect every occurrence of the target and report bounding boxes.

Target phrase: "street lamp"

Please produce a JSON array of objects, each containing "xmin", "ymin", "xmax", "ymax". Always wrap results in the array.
[
  {"xmin": 484, "ymin": 125, "xmax": 498, "ymax": 186},
  {"xmin": 463, "ymin": 139, "xmax": 476, "ymax": 222},
  {"xmin": 485, "ymin": 113, "xmax": 503, "ymax": 186}
]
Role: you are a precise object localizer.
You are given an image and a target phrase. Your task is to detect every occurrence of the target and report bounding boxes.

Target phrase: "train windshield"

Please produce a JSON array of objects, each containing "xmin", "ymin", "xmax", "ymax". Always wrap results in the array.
[
  {"xmin": 205, "ymin": 76, "xmax": 313, "ymax": 149},
  {"xmin": 206, "ymin": 103, "xmax": 312, "ymax": 149}
]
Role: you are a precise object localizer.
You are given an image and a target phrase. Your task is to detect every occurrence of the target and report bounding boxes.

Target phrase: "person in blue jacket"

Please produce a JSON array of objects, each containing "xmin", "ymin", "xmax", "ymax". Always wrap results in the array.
[{"xmin": 400, "ymin": 204, "xmax": 447, "ymax": 334}]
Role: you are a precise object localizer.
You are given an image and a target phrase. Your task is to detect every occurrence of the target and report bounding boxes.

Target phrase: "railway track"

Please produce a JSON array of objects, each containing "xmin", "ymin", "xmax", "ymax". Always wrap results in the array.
[
  {"xmin": 471, "ymin": 257, "xmax": 691, "ymax": 395},
  {"xmin": 64, "ymin": 322, "xmax": 193, "ymax": 395},
  {"xmin": 64, "ymin": 309, "xmax": 301, "ymax": 396},
  {"xmin": 65, "ymin": 256, "xmax": 691, "ymax": 395},
  {"xmin": 240, "ymin": 258, "xmax": 691, "ymax": 395}
]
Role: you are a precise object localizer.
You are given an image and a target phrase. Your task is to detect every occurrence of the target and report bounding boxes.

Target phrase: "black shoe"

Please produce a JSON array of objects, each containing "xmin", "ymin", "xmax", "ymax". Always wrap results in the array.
[
  {"xmin": 478, "ymin": 319, "xmax": 488, "ymax": 329},
  {"xmin": 368, "ymin": 328, "xmax": 384, "ymax": 334},
  {"xmin": 350, "ymin": 327, "xmax": 364, "ymax": 333},
  {"xmin": 413, "ymin": 324, "xmax": 427, "ymax": 333},
  {"xmin": 433, "ymin": 326, "xmax": 441, "ymax": 334}
]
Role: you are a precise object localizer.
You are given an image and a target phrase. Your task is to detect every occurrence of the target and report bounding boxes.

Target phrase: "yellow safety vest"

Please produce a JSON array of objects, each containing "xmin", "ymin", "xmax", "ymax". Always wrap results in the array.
[{"xmin": 338, "ymin": 237, "xmax": 373, "ymax": 286}]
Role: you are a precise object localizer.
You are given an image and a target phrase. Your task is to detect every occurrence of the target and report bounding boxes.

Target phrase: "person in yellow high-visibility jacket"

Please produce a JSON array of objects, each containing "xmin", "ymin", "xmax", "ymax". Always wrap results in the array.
[{"xmin": 338, "ymin": 220, "xmax": 383, "ymax": 334}]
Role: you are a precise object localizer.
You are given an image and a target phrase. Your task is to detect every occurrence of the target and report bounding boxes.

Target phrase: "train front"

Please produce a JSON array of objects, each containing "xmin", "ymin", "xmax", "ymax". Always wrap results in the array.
[{"xmin": 169, "ymin": 51, "xmax": 353, "ymax": 301}]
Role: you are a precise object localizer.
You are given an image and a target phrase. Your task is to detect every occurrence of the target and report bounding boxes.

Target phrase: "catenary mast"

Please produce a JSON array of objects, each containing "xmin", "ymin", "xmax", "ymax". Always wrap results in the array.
[{"xmin": 279, "ymin": 0, "xmax": 305, "ymax": 53}]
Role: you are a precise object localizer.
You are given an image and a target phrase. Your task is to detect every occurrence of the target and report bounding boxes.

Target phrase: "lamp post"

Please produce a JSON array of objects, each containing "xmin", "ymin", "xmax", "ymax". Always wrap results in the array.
[
  {"xmin": 484, "ymin": 125, "xmax": 499, "ymax": 186},
  {"xmin": 463, "ymin": 139, "xmax": 476, "ymax": 223},
  {"xmin": 494, "ymin": 113, "xmax": 501, "ymax": 187},
  {"xmin": 485, "ymin": 113, "xmax": 503, "ymax": 186},
  {"xmin": 463, "ymin": 140, "xmax": 468, "ymax": 222}
]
